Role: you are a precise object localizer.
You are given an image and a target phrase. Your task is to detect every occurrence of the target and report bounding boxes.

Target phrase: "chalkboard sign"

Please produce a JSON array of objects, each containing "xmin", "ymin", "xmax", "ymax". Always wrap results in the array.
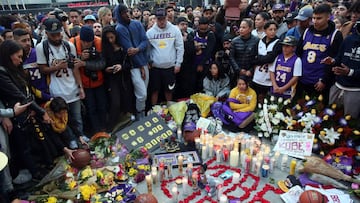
[{"xmin": 114, "ymin": 113, "xmax": 174, "ymax": 152}]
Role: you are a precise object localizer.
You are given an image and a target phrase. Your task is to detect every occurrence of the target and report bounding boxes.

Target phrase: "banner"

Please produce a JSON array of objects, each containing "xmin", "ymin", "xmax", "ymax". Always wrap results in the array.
[{"xmin": 273, "ymin": 130, "xmax": 315, "ymax": 158}]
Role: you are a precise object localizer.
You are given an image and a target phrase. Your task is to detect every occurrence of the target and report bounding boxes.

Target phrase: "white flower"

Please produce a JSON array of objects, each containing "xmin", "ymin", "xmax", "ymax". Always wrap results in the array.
[
  {"xmin": 272, "ymin": 118, "xmax": 280, "ymax": 125},
  {"xmin": 264, "ymin": 132, "xmax": 270, "ymax": 137},
  {"xmin": 283, "ymin": 99, "xmax": 291, "ymax": 105},
  {"xmin": 260, "ymin": 123, "xmax": 268, "ymax": 131},
  {"xmin": 320, "ymin": 128, "xmax": 340, "ymax": 145},
  {"xmin": 274, "ymin": 112, "xmax": 285, "ymax": 120},
  {"xmin": 278, "ymin": 97, "xmax": 283, "ymax": 103},
  {"xmin": 259, "ymin": 110, "xmax": 264, "ymax": 117},
  {"xmin": 268, "ymin": 104, "xmax": 278, "ymax": 111},
  {"xmin": 270, "ymin": 96, "xmax": 275, "ymax": 102},
  {"xmin": 264, "ymin": 99, "xmax": 268, "ymax": 104},
  {"xmin": 258, "ymin": 103, "xmax": 262, "ymax": 109}
]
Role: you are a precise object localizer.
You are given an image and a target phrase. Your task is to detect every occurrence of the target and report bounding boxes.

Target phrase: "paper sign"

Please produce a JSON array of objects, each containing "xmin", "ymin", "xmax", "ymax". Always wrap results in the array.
[
  {"xmin": 153, "ymin": 151, "xmax": 201, "ymax": 166},
  {"xmin": 273, "ymin": 130, "xmax": 315, "ymax": 158},
  {"xmin": 196, "ymin": 117, "xmax": 216, "ymax": 134},
  {"xmin": 114, "ymin": 113, "xmax": 174, "ymax": 152}
]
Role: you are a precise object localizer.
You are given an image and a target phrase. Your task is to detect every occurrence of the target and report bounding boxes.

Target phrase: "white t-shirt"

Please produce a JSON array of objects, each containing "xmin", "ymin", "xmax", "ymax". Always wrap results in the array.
[{"xmin": 36, "ymin": 40, "xmax": 79, "ymax": 103}]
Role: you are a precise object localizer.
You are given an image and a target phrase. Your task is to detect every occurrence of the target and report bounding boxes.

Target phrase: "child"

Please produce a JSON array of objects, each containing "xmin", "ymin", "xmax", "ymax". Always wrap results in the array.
[
  {"xmin": 44, "ymin": 97, "xmax": 82, "ymax": 149},
  {"xmin": 269, "ymin": 36, "xmax": 302, "ymax": 99}
]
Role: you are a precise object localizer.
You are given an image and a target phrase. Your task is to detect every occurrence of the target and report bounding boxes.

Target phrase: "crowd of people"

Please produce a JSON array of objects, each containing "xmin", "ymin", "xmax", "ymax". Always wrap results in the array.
[{"xmin": 0, "ymin": 0, "xmax": 359, "ymax": 202}]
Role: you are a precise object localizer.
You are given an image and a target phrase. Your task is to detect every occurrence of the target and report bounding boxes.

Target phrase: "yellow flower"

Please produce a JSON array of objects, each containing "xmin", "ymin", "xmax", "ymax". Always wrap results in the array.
[
  {"xmin": 288, "ymin": 126, "xmax": 294, "ymax": 130},
  {"xmin": 354, "ymin": 130, "xmax": 360, "ymax": 136},
  {"xmin": 337, "ymin": 128, "xmax": 343, "ymax": 133},
  {"xmin": 305, "ymin": 95, "xmax": 310, "ymax": 101},
  {"xmin": 311, "ymin": 109, "xmax": 316, "ymax": 115},
  {"xmin": 345, "ymin": 115, "xmax": 351, "ymax": 121},
  {"xmin": 116, "ymin": 195, "xmax": 123, "ymax": 201},
  {"xmin": 96, "ymin": 170, "xmax": 104, "ymax": 179},
  {"xmin": 138, "ymin": 165, "xmax": 150, "ymax": 171},
  {"xmin": 68, "ymin": 180, "xmax": 77, "ymax": 190},
  {"xmin": 301, "ymin": 122, "xmax": 305, "ymax": 127},
  {"xmin": 128, "ymin": 168, "xmax": 138, "ymax": 177},
  {"xmin": 80, "ymin": 184, "xmax": 97, "ymax": 201},
  {"xmin": 323, "ymin": 115, "xmax": 329, "ymax": 121},
  {"xmin": 320, "ymin": 131, "xmax": 326, "ymax": 136},
  {"xmin": 331, "ymin": 103, "xmax": 337, "ymax": 109},
  {"xmin": 318, "ymin": 95, "xmax": 323, "ymax": 102},
  {"xmin": 81, "ymin": 167, "xmax": 94, "ymax": 180},
  {"xmin": 313, "ymin": 138, "xmax": 318, "ymax": 143},
  {"xmin": 295, "ymin": 104, "xmax": 301, "ymax": 110},
  {"xmin": 286, "ymin": 109, "xmax": 292, "ymax": 116},
  {"xmin": 46, "ymin": 196, "xmax": 57, "ymax": 203},
  {"xmin": 291, "ymin": 120, "xmax": 297, "ymax": 125}
]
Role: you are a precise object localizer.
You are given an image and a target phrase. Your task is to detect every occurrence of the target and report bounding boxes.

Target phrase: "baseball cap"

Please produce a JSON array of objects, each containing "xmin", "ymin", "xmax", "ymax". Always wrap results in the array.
[
  {"xmin": 84, "ymin": 14, "xmax": 96, "ymax": 22},
  {"xmin": 284, "ymin": 11, "xmax": 298, "ymax": 23},
  {"xmin": 203, "ymin": 5, "xmax": 213, "ymax": 12},
  {"xmin": 80, "ymin": 25, "xmax": 94, "ymax": 42},
  {"xmin": 277, "ymin": 175, "xmax": 301, "ymax": 192},
  {"xmin": 295, "ymin": 6, "xmax": 313, "ymax": 21},
  {"xmin": 44, "ymin": 18, "xmax": 63, "ymax": 34},
  {"xmin": 272, "ymin": 4, "xmax": 285, "ymax": 11},
  {"xmin": 183, "ymin": 122, "xmax": 196, "ymax": 132},
  {"xmin": 0, "ymin": 151, "xmax": 8, "ymax": 171},
  {"xmin": 280, "ymin": 36, "xmax": 298, "ymax": 46},
  {"xmin": 155, "ymin": 8, "xmax": 166, "ymax": 18},
  {"xmin": 176, "ymin": 17, "xmax": 189, "ymax": 24}
]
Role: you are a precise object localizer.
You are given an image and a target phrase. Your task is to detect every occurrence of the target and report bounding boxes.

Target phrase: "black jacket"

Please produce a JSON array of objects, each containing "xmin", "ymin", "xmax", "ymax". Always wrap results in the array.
[{"xmin": 229, "ymin": 34, "xmax": 259, "ymax": 72}]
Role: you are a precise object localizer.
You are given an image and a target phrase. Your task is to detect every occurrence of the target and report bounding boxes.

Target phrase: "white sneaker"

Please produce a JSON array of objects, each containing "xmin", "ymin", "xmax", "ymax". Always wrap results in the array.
[
  {"xmin": 69, "ymin": 140, "xmax": 78, "ymax": 149},
  {"xmin": 13, "ymin": 169, "xmax": 32, "ymax": 184}
]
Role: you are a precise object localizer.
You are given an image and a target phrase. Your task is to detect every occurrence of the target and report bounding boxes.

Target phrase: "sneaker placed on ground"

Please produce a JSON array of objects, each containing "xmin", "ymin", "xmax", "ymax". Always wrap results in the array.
[
  {"xmin": 69, "ymin": 140, "xmax": 78, "ymax": 149},
  {"xmin": 13, "ymin": 169, "xmax": 32, "ymax": 184},
  {"xmin": 81, "ymin": 135, "xmax": 90, "ymax": 143}
]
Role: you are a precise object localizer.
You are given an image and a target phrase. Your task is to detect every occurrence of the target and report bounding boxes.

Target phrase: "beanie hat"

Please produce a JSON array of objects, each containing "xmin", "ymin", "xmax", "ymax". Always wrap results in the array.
[
  {"xmin": 80, "ymin": 25, "xmax": 94, "ymax": 42},
  {"xmin": 118, "ymin": 3, "xmax": 128, "ymax": 14}
]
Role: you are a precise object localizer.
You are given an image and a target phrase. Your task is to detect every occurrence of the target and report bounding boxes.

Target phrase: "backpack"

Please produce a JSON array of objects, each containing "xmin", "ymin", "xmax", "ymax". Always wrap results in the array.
[{"xmin": 42, "ymin": 40, "xmax": 72, "ymax": 66}]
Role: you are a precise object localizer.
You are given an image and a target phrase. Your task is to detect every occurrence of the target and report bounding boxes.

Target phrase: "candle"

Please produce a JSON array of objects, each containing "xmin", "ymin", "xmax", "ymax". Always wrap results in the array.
[
  {"xmin": 274, "ymin": 151, "xmax": 280, "ymax": 160},
  {"xmin": 151, "ymin": 170, "xmax": 157, "ymax": 185},
  {"xmin": 261, "ymin": 164, "xmax": 270, "ymax": 177},
  {"xmin": 159, "ymin": 162, "xmax": 165, "ymax": 182},
  {"xmin": 167, "ymin": 164, "xmax": 173, "ymax": 179},
  {"xmin": 251, "ymin": 157, "xmax": 257, "ymax": 173},
  {"xmin": 202, "ymin": 146, "xmax": 207, "ymax": 160},
  {"xmin": 195, "ymin": 138, "xmax": 200, "ymax": 150},
  {"xmin": 192, "ymin": 172, "xmax": 198, "ymax": 190},
  {"xmin": 269, "ymin": 157, "xmax": 276, "ymax": 173},
  {"xmin": 241, "ymin": 139, "xmax": 246, "ymax": 151},
  {"xmin": 280, "ymin": 154, "xmax": 288, "ymax": 171},
  {"xmin": 186, "ymin": 163, "xmax": 193, "ymax": 180},
  {"xmin": 289, "ymin": 159, "xmax": 297, "ymax": 175},
  {"xmin": 146, "ymin": 174, "xmax": 152, "ymax": 193},
  {"xmin": 245, "ymin": 156, "xmax": 251, "ymax": 173},
  {"xmin": 222, "ymin": 148, "xmax": 229, "ymax": 162},
  {"xmin": 232, "ymin": 172, "xmax": 240, "ymax": 184},
  {"xmin": 229, "ymin": 150, "xmax": 239, "ymax": 167},
  {"xmin": 178, "ymin": 155, "xmax": 183, "ymax": 174},
  {"xmin": 171, "ymin": 185, "xmax": 178, "ymax": 202},
  {"xmin": 208, "ymin": 142, "xmax": 214, "ymax": 157},
  {"xmin": 216, "ymin": 149, "xmax": 221, "ymax": 163},
  {"xmin": 219, "ymin": 194, "xmax": 228, "ymax": 203},
  {"xmin": 234, "ymin": 140, "xmax": 239, "ymax": 151},
  {"xmin": 177, "ymin": 127, "xmax": 182, "ymax": 142},
  {"xmin": 182, "ymin": 176, "xmax": 188, "ymax": 195},
  {"xmin": 240, "ymin": 150, "xmax": 246, "ymax": 167},
  {"xmin": 254, "ymin": 161, "xmax": 261, "ymax": 176}
]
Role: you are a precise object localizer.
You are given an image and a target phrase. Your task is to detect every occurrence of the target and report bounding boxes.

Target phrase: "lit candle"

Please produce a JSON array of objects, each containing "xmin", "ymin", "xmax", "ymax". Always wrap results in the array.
[
  {"xmin": 178, "ymin": 155, "xmax": 183, "ymax": 174},
  {"xmin": 208, "ymin": 142, "xmax": 214, "ymax": 158},
  {"xmin": 254, "ymin": 161, "xmax": 261, "ymax": 176},
  {"xmin": 171, "ymin": 185, "xmax": 178, "ymax": 202},
  {"xmin": 146, "ymin": 174, "xmax": 152, "ymax": 193},
  {"xmin": 192, "ymin": 172, "xmax": 198, "ymax": 190},
  {"xmin": 280, "ymin": 154, "xmax": 288, "ymax": 171},
  {"xmin": 186, "ymin": 163, "xmax": 193, "ymax": 180},
  {"xmin": 195, "ymin": 138, "xmax": 200, "ymax": 150},
  {"xmin": 274, "ymin": 151, "xmax": 280, "ymax": 159},
  {"xmin": 202, "ymin": 146, "xmax": 207, "ymax": 160},
  {"xmin": 167, "ymin": 163, "xmax": 173, "ymax": 179},
  {"xmin": 222, "ymin": 148, "xmax": 229, "ymax": 162},
  {"xmin": 232, "ymin": 172, "xmax": 240, "ymax": 184},
  {"xmin": 159, "ymin": 162, "xmax": 165, "ymax": 182},
  {"xmin": 234, "ymin": 140, "xmax": 239, "ymax": 152},
  {"xmin": 241, "ymin": 139, "xmax": 246, "ymax": 151},
  {"xmin": 245, "ymin": 156, "xmax": 251, "ymax": 173},
  {"xmin": 216, "ymin": 149, "xmax": 221, "ymax": 162},
  {"xmin": 229, "ymin": 150, "xmax": 239, "ymax": 167},
  {"xmin": 151, "ymin": 170, "xmax": 157, "ymax": 185},
  {"xmin": 240, "ymin": 150, "xmax": 246, "ymax": 167},
  {"xmin": 269, "ymin": 157, "xmax": 276, "ymax": 173},
  {"xmin": 251, "ymin": 157, "xmax": 258, "ymax": 173},
  {"xmin": 219, "ymin": 194, "xmax": 228, "ymax": 203},
  {"xmin": 182, "ymin": 176, "xmax": 188, "ymax": 195},
  {"xmin": 177, "ymin": 127, "xmax": 182, "ymax": 142},
  {"xmin": 289, "ymin": 159, "xmax": 297, "ymax": 175}
]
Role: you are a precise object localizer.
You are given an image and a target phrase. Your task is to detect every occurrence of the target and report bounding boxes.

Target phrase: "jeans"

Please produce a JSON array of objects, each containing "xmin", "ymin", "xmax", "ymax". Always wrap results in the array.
[
  {"xmin": 131, "ymin": 66, "xmax": 149, "ymax": 112},
  {"xmin": 68, "ymin": 99, "xmax": 85, "ymax": 136},
  {"xmin": 84, "ymin": 85, "xmax": 108, "ymax": 132}
]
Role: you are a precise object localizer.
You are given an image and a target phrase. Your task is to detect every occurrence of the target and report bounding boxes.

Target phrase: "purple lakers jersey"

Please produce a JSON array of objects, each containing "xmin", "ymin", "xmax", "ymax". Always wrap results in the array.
[{"xmin": 271, "ymin": 54, "xmax": 297, "ymax": 98}]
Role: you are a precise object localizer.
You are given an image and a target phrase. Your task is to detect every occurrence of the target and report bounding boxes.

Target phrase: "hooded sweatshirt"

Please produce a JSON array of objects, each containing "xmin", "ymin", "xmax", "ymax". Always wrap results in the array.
[
  {"xmin": 114, "ymin": 5, "xmax": 148, "ymax": 68},
  {"xmin": 146, "ymin": 21, "xmax": 184, "ymax": 68}
]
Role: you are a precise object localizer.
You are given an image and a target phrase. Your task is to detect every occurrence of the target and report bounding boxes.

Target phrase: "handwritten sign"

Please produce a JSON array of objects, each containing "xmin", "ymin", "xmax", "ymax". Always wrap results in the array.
[
  {"xmin": 114, "ymin": 113, "xmax": 174, "ymax": 152},
  {"xmin": 273, "ymin": 130, "xmax": 314, "ymax": 159},
  {"xmin": 196, "ymin": 117, "xmax": 216, "ymax": 134}
]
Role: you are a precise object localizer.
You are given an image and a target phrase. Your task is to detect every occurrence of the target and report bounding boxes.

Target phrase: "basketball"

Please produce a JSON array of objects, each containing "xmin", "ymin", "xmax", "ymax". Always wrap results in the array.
[
  {"xmin": 71, "ymin": 149, "xmax": 91, "ymax": 169},
  {"xmin": 134, "ymin": 193, "xmax": 158, "ymax": 203},
  {"xmin": 299, "ymin": 190, "xmax": 328, "ymax": 203}
]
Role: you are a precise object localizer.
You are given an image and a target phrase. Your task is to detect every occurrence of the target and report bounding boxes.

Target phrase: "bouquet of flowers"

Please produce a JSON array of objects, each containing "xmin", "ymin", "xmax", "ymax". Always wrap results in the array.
[{"xmin": 255, "ymin": 96, "xmax": 291, "ymax": 137}]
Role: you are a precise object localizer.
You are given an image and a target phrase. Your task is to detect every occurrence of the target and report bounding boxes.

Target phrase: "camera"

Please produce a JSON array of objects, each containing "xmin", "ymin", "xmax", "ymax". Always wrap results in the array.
[
  {"xmin": 87, "ymin": 47, "xmax": 98, "ymax": 59},
  {"xmin": 85, "ymin": 69, "xmax": 98, "ymax": 81},
  {"xmin": 53, "ymin": 8, "xmax": 68, "ymax": 22}
]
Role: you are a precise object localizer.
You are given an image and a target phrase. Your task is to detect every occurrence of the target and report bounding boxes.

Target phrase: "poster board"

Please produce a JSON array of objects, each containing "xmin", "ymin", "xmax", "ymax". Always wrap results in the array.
[
  {"xmin": 273, "ymin": 130, "xmax": 315, "ymax": 159},
  {"xmin": 114, "ymin": 113, "xmax": 174, "ymax": 152},
  {"xmin": 153, "ymin": 151, "xmax": 201, "ymax": 166}
]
